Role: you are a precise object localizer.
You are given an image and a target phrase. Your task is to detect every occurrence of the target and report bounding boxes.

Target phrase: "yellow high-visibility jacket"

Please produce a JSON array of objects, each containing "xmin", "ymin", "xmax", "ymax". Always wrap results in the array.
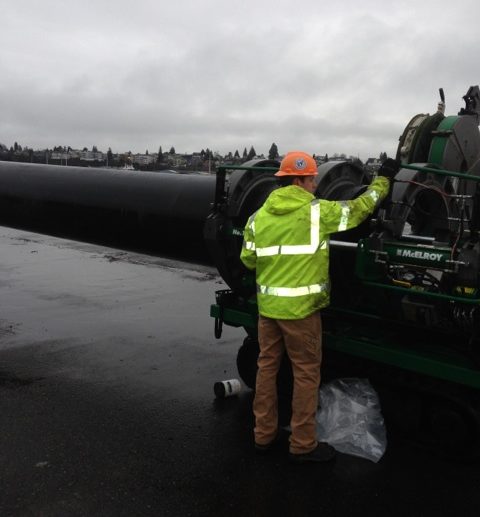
[{"xmin": 240, "ymin": 177, "xmax": 389, "ymax": 319}]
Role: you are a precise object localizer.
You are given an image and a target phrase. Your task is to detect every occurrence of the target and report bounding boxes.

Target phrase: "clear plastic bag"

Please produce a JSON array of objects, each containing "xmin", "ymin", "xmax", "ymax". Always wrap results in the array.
[{"xmin": 316, "ymin": 378, "xmax": 387, "ymax": 463}]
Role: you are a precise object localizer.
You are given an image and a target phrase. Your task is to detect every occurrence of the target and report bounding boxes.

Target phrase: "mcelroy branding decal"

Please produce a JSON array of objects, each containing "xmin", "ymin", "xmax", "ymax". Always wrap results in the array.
[{"xmin": 396, "ymin": 248, "xmax": 443, "ymax": 261}]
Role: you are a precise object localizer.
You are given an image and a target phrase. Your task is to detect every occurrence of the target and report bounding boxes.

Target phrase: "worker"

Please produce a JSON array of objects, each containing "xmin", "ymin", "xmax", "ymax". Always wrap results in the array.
[{"xmin": 240, "ymin": 151, "xmax": 397, "ymax": 463}]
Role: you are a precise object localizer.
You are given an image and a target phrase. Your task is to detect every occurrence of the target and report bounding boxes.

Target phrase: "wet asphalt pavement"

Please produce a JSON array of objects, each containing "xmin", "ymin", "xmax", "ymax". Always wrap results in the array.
[{"xmin": 0, "ymin": 226, "xmax": 479, "ymax": 517}]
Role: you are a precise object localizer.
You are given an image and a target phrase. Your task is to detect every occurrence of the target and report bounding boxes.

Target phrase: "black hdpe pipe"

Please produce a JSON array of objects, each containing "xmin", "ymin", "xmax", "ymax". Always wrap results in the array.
[{"xmin": 0, "ymin": 162, "xmax": 216, "ymax": 264}]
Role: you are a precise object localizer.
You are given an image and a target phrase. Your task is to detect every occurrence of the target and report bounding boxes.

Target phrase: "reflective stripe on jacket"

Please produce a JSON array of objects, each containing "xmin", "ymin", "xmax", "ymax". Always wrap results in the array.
[{"xmin": 240, "ymin": 176, "xmax": 389, "ymax": 319}]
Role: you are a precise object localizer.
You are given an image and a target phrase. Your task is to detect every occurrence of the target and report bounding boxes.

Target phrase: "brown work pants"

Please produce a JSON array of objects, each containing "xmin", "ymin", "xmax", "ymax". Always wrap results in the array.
[{"xmin": 253, "ymin": 312, "xmax": 322, "ymax": 454}]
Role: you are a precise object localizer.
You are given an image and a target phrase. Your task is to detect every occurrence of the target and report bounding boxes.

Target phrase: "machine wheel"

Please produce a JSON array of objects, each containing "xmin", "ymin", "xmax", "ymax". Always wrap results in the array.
[{"xmin": 236, "ymin": 336, "xmax": 259, "ymax": 389}]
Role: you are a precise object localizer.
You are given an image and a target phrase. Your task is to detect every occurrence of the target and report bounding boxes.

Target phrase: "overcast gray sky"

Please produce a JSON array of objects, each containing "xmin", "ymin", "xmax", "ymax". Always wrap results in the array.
[{"xmin": 1, "ymin": 0, "xmax": 479, "ymax": 160}]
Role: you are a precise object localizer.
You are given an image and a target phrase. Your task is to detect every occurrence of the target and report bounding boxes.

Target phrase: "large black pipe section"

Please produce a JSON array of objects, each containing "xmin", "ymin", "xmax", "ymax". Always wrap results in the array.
[{"xmin": 0, "ymin": 162, "xmax": 216, "ymax": 264}]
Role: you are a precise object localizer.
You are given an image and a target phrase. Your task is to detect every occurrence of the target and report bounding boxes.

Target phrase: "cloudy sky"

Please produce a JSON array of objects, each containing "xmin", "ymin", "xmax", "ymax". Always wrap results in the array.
[{"xmin": 1, "ymin": 0, "xmax": 479, "ymax": 160}]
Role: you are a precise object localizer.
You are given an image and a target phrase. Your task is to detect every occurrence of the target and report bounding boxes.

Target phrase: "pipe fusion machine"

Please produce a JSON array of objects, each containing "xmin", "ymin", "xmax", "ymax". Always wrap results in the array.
[{"xmin": 206, "ymin": 87, "xmax": 480, "ymax": 457}]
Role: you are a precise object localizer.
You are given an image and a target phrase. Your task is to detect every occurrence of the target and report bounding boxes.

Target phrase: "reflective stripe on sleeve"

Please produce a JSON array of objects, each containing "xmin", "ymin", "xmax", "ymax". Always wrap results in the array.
[
  {"xmin": 369, "ymin": 190, "xmax": 379, "ymax": 203},
  {"xmin": 257, "ymin": 282, "xmax": 328, "ymax": 297},
  {"xmin": 247, "ymin": 212, "xmax": 257, "ymax": 236},
  {"xmin": 256, "ymin": 245, "xmax": 279, "ymax": 257},
  {"xmin": 337, "ymin": 202, "xmax": 351, "ymax": 232},
  {"xmin": 243, "ymin": 240, "xmax": 256, "ymax": 251},
  {"xmin": 243, "ymin": 211, "xmax": 258, "ymax": 251}
]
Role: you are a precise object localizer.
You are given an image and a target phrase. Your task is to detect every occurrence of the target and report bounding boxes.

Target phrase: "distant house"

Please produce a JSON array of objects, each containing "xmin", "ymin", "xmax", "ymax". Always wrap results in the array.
[
  {"xmin": 81, "ymin": 150, "xmax": 104, "ymax": 162},
  {"xmin": 365, "ymin": 157, "xmax": 382, "ymax": 169},
  {"xmin": 164, "ymin": 153, "xmax": 188, "ymax": 168},
  {"xmin": 50, "ymin": 151, "xmax": 70, "ymax": 161},
  {"xmin": 133, "ymin": 153, "xmax": 156, "ymax": 166}
]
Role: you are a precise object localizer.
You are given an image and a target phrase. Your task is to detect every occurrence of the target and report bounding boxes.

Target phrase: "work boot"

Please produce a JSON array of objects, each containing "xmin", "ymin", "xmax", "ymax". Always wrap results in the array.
[
  {"xmin": 255, "ymin": 434, "xmax": 282, "ymax": 455},
  {"xmin": 254, "ymin": 441, "xmax": 274, "ymax": 455},
  {"xmin": 289, "ymin": 442, "xmax": 336, "ymax": 464},
  {"xmin": 254, "ymin": 435, "xmax": 280, "ymax": 455}
]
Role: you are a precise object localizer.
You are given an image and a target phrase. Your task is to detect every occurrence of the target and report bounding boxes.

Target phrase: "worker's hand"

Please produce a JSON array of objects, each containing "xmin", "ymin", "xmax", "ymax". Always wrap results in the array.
[{"xmin": 378, "ymin": 158, "xmax": 401, "ymax": 180}]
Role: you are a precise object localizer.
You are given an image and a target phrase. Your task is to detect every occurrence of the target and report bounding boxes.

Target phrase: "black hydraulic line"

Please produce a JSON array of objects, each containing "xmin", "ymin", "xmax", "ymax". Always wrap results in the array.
[{"xmin": 0, "ymin": 162, "xmax": 216, "ymax": 264}]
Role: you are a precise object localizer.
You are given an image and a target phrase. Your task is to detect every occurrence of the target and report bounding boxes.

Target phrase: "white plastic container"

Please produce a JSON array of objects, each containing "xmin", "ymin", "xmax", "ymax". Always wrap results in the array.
[{"xmin": 214, "ymin": 378, "xmax": 242, "ymax": 398}]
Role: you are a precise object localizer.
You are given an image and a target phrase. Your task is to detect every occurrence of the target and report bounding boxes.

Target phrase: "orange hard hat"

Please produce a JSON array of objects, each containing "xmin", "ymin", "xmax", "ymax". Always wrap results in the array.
[{"xmin": 274, "ymin": 151, "xmax": 318, "ymax": 177}]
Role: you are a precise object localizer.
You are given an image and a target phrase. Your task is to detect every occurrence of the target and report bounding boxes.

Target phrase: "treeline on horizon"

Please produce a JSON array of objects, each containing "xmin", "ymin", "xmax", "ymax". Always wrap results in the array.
[{"xmin": 0, "ymin": 141, "xmax": 388, "ymax": 172}]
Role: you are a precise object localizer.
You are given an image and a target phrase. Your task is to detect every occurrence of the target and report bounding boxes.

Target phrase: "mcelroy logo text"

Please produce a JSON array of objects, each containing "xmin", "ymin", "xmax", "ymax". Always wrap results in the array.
[{"xmin": 396, "ymin": 249, "xmax": 443, "ymax": 261}]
